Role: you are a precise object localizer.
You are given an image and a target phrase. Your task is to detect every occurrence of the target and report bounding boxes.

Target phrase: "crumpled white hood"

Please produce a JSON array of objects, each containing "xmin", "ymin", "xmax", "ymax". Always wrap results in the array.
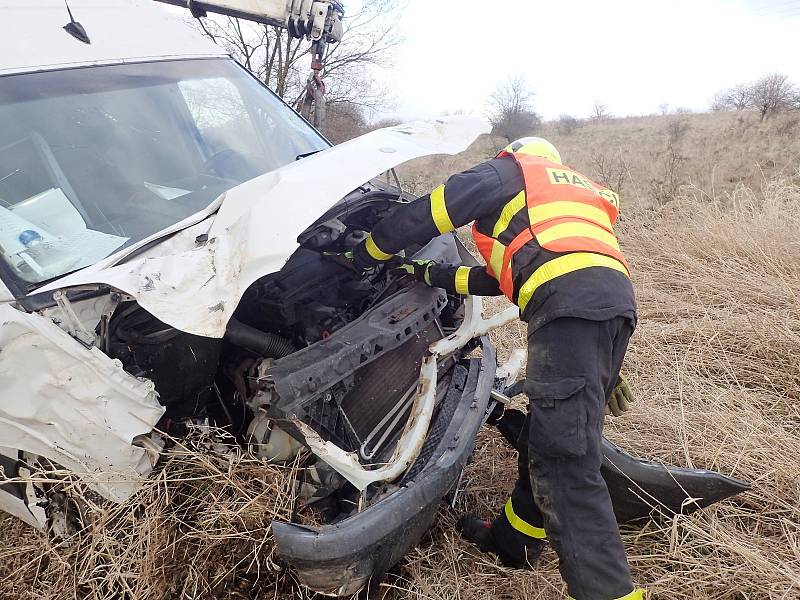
[{"xmin": 36, "ymin": 116, "xmax": 489, "ymax": 338}]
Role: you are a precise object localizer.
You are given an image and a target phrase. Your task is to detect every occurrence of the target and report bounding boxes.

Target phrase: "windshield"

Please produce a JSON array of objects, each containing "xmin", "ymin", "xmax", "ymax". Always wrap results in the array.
[{"xmin": 0, "ymin": 58, "xmax": 328, "ymax": 289}]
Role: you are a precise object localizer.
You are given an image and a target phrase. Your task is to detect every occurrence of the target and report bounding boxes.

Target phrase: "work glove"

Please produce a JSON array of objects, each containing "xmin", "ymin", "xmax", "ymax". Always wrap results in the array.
[
  {"xmin": 606, "ymin": 374, "xmax": 634, "ymax": 417},
  {"xmin": 393, "ymin": 258, "xmax": 435, "ymax": 285},
  {"xmin": 323, "ymin": 249, "xmax": 354, "ymax": 261},
  {"xmin": 322, "ymin": 250, "xmax": 367, "ymax": 273}
]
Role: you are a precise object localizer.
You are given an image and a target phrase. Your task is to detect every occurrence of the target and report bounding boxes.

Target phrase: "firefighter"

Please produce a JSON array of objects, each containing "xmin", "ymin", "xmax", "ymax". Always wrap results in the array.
[{"xmin": 352, "ymin": 137, "xmax": 643, "ymax": 600}]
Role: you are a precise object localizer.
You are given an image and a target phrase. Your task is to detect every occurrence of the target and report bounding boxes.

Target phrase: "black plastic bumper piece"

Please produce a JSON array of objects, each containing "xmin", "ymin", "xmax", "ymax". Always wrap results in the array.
[
  {"xmin": 601, "ymin": 438, "xmax": 751, "ymax": 522},
  {"xmin": 495, "ymin": 408, "xmax": 750, "ymax": 523},
  {"xmin": 272, "ymin": 338, "xmax": 497, "ymax": 596}
]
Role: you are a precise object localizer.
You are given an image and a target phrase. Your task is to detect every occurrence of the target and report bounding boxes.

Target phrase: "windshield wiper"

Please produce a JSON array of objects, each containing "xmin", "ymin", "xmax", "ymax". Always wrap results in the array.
[
  {"xmin": 296, "ymin": 149, "xmax": 323, "ymax": 161},
  {"xmin": 29, "ymin": 264, "xmax": 102, "ymax": 294}
]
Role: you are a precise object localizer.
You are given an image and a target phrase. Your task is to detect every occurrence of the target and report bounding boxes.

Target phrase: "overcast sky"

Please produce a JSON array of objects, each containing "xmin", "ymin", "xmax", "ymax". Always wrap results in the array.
[
  {"xmin": 159, "ymin": 0, "xmax": 800, "ymax": 121},
  {"xmin": 390, "ymin": 0, "xmax": 800, "ymax": 120}
]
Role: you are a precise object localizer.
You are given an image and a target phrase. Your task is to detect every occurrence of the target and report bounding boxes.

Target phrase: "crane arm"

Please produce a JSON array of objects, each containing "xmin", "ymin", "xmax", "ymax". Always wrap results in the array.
[
  {"xmin": 154, "ymin": 0, "xmax": 345, "ymax": 130},
  {"xmin": 153, "ymin": 0, "xmax": 344, "ymax": 43}
]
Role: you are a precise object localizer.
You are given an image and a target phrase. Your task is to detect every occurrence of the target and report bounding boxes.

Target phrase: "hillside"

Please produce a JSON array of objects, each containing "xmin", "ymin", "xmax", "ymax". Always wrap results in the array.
[
  {"xmin": 392, "ymin": 110, "xmax": 800, "ymax": 598},
  {"xmin": 2, "ymin": 110, "xmax": 799, "ymax": 599},
  {"xmin": 400, "ymin": 111, "xmax": 800, "ymax": 202}
]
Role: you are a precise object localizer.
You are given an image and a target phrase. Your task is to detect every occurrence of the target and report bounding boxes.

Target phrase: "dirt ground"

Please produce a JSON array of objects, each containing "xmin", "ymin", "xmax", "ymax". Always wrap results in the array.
[{"xmin": 2, "ymin": 111, "xmax": 799, "ymax": 599}]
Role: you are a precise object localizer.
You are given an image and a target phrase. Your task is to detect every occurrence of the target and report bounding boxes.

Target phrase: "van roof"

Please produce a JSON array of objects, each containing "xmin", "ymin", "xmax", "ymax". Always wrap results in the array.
[{"xmin": 0, "ymin": 0, "xmax": 226, "ymax": 76}]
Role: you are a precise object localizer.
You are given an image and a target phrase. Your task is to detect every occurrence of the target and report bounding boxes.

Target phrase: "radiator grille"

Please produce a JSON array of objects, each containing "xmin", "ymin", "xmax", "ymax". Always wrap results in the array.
[{"xmin": 324, "ymin": 323, "xmax": 441, "ymax": 454}]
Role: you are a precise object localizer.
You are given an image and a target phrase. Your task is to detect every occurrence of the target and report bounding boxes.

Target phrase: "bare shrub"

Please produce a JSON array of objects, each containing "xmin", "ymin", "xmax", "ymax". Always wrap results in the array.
[
  {"xmin": 775, "ymin": 114, "xmax": 800, "ymax": 137},
  {"xmin": 590, "ymin": 150, "xmax": 629, "ymax": 195},
  {"xmin": 644, "ymin": 118, "xmax": 692, "ymax": 204},
  {"xmin": 713, "ymin": 73, "xmax": 798, "ymax": 120},
  {"xmin": 556, "ymin": 114, "xmax": 581, "ymax": 135},
  {"xmin": 650, "ymin": 145, "xmax": 688, "ymax": 204},
  {"xmin": 749, "ymin": 73, "xmax": 798, "ymax": 120},
  {"xmin": 591, "ymin": 100, "xmax": 611, "ymax": 121},
  {"xmin": 666, "ymin": 117, "xmax": 691, "ymax": 144},
  {"xmin": 324, "ymin": 101, "xmax": 368, "ymax": 143},
  {"xmin": 712, "ymin": 84, "xmax": 752, "ymax": 111},
  {"xmin": 488, "ymin": 75, "xmax": 541, "ymax": 141}
]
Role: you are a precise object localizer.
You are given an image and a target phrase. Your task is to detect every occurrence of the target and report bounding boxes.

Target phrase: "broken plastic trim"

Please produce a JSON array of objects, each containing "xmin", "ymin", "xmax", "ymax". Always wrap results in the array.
[
  {"xmin": 295, "ymin": 296, "xmax": 519, "ymax": 491},
  {"xmin": 430, "ymin": 302, "xmax": 519, "ymax": 357},
  {"xmin": 494, "ymin": 408, "xmax": 751, "ymax": 522},
  {"xmin": 273, "ymin": 348, "xmax": 496, "ymax": 595}
]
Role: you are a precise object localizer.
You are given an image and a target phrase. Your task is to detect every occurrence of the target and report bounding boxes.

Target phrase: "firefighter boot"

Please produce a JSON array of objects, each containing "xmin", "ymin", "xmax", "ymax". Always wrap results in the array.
[{"xmin": 457, "ymin": 514, "xmax": 544, "ymax": 569}]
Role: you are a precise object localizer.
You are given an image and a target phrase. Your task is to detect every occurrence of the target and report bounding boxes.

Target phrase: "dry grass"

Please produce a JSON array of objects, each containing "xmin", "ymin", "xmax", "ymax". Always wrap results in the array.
[
  {"xmin": 385, "ymin": 173, "xmax": 800, "ymax": 600},
  {"xmin": 2, "ymin": 111, "xmax": 800, "ymax": 599},
  {"xmin": 387, "ymin": 114, "xmax": 800, "ymax": 599},
  {"xmin": 0, "ymin": 429, "xmax": 302, "ymax": 600}
]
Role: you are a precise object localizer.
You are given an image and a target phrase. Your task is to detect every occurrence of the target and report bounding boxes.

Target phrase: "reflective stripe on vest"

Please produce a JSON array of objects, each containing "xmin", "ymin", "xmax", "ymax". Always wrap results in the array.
[
  {"xmin": 472, "ymin": 153, "xmax": 630, "ymax": 307},
  {"xmin": 493, "ymin": 190, "xmax": 527, "ymax": 238},
  {"xmin": 517, "ymin": 252, "xmax": 629, "ymax": 313},
  {"xmin": 534, "ymin": 220, "xmax": 621, "ymax": 250},
  {"xmin": 528, "ymin": 200, "xmax": 613, "ymax": 231}
]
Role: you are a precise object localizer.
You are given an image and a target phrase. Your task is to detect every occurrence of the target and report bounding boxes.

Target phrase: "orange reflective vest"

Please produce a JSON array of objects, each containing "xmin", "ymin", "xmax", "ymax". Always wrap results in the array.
[{"xmin": 472, "ymin": 152, "xmax": 630, "ymax": 312}]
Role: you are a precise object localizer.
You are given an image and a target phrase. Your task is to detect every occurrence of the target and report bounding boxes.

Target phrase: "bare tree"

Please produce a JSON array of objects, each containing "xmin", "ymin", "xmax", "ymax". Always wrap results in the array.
[
  {"xmin": 658, "ymin": 102, "xmax": 670, "ymax": 116},
  {"xmin": 312, "ymin": 0, "xmax": 401, "ymax": 110},
  {"xmin": 711, "ymin": 83, "xmax": 752, "ymax": 111},
  {"xmin": 591, "ymin": 100, "xmax": 611, "ymax": 121},
  {"xmin": 590, "ymin": 150, "xmax": 628, "ymax": 196},
  {"xmin": 488, "ymin": 76, "xmax": 541, "ymax": 141},
  {"xmin": 556, "ymin": 114, "xmax": 581, "ymax": 135},
  {"xmin": 191, "ymin": 0, "xmax": 402, "ymax": 131},
  {"xmin": 749, "ymin": 73, "xmax": 797, "ymax": 120},
  {"xmin": 194, "ymin": 16, "xmax": 304, "ymax": 98},
  {"xmin": 324, "ymin": 101, "xmax": 368, "ymax": 143},
  {"xmin": 729, "ymin": 85, "xmax": 753, "ymax": 110},
  {"xmin": 712, "ymin": 75, "xmax": 798, "ymax": 119}
]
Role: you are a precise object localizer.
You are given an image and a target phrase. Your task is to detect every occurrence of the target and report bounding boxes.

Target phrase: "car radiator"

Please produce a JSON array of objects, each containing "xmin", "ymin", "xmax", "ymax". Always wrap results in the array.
[
  {"xmin": 266, "ymin": 285, "xmax": 449, "ymax": 463},
  {"xmin": 340, "ymin": 323, "xmax": 441, "ymax": 458}
]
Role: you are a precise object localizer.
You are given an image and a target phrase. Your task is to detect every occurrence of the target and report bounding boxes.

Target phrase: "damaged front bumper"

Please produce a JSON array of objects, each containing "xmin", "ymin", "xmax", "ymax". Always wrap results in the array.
[{"xmin": 273, "ymin": 338, "xmax": 497, "ymax": 596}]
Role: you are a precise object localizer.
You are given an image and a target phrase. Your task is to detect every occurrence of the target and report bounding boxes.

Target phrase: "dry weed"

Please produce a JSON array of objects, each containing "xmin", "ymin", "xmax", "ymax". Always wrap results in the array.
[
  {"xmin": 2, "ymin": 114, "xmax": 800, "ymax": 600},
  {"xmin": 386, "ymin": 173, "xmax": 800, "ymax": 599},
  {"xmin": 0, "ymin": 429, "xmax": 300, "ymax": 600}
]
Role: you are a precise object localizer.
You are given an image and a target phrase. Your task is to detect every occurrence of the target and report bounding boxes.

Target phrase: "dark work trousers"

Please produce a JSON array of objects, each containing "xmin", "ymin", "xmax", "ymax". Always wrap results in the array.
[{"xmin": 492, "ymin": 316, "xmax": 636, "ymax": 600}]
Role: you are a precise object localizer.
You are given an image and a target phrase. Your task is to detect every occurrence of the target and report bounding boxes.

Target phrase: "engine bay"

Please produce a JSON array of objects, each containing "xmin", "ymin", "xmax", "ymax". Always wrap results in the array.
[{"xmin": 86, "ymin": 188, "xmax": 472, "ymax": 525}]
